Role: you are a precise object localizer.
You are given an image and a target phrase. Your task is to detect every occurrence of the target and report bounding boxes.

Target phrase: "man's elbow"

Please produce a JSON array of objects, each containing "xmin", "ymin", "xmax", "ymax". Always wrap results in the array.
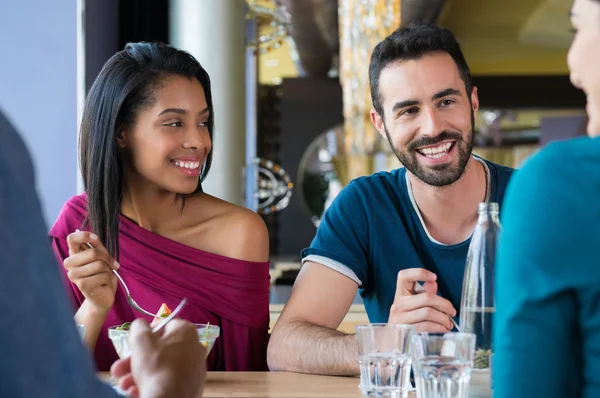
[{"xmin": 266, "ymin": 326, "xmax": 286, "ymax": 371}]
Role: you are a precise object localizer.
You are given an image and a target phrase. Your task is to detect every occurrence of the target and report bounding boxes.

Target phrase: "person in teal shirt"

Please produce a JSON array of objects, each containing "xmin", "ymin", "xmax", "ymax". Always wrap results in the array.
[
  {"xmin": 269, "ymin": 22, "xmax": 514, "ymax": 376},
  {"xmin": 494, "ymin": 0, "xmax": 600, "ymax": 396}
]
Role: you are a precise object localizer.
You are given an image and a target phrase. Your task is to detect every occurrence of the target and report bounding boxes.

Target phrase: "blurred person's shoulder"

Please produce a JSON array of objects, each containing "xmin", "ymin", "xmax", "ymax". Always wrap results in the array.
[
  {"xmin": 517, "ymin": 136, "xmax": 600, "ymax": 187},
  {"xmin": 0, "ymin": 110, "xmax": 35, "ymax": 185},
  {"xmin": 505, "ymin": 136, "xmax": 600, "ymax": 214}
]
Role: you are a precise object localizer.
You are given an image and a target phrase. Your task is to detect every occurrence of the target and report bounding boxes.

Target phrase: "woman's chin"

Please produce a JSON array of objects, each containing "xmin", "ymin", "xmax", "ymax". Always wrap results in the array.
[
  {"xmin": 587, "ymin": 101, "xmax": 600, "ymax": 137},
  {"xmin": 179, "ymin": 187, "xmax": 199, "ymax": 195},
  {"xmin": 166, "ymin": 183, "xmax": 199, "ymax": 196}
]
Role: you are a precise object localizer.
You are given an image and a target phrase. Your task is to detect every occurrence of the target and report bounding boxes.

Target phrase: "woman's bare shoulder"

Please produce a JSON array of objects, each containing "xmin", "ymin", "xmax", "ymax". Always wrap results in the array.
[{"xmin": 184, "ymin": 194, "xmax": 270, "ymax": 263}]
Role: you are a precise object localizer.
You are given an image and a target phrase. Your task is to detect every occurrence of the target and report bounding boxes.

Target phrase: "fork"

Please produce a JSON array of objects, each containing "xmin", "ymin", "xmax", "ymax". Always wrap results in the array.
[
  {"xmin": 151, "ymin": 298, "xmax": 187, "ymax": 333},
  {"xmin": 78, "ymin": 235, "xmax": 187, "ymax": 323},
  {"xmin": 415, "ymin": 282, "xmax": 461, "ymax": 332}
]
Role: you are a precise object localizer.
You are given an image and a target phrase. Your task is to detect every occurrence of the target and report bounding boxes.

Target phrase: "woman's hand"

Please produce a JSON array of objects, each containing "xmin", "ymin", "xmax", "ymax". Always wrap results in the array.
[{"xmin": 64, "ymin": 230, "xmax": 119, "ymax": 314}]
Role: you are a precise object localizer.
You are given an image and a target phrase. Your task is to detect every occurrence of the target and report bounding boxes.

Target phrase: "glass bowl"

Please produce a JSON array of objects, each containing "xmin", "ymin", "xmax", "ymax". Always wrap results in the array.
[{"xmin": 108, "ymin": 323, "xmax": 220, "ymax": 359}]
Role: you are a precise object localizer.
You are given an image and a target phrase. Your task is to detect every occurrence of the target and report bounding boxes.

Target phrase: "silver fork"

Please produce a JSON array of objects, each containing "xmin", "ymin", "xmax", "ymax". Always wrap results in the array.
[
  {"xmin": 79, "ymin": 237, "xmax": 187, "ymax": 323},
  {"xmin": 415, "ymin": 282, "xmax": 461, "ymax": 332},
  {"xmin": 151, "ymin": 298, "xmax": 187, "ymax": 333}
]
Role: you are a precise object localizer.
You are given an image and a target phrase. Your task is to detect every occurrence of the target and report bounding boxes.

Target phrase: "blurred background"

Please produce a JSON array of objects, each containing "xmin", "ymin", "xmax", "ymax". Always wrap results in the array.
[{"xmin": 0, "ymin": 0, "xmax": 586, "ymax": 284}]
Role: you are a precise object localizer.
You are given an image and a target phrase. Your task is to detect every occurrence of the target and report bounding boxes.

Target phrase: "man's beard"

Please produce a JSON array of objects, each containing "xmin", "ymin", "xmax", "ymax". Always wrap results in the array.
[{"xmin": 385, "ymin": 115, "xmax": 475, "ymax": 187}]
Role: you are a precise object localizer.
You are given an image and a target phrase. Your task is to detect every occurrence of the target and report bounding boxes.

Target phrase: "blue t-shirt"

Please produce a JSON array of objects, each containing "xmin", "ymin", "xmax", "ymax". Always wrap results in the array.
[
  {"xmin": 302, "ymin": 158, "xmax": 514, "ymax": 322},
  {"xmin": 494, "ymin": 136, "xmax": 600, "ymax": 398}
]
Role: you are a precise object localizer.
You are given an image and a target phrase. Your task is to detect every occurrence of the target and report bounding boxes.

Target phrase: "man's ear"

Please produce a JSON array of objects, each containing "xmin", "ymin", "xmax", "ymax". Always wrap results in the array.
[
  {"xmin": 370, "ymin": 108, "xmax": 386, "ymax": 139},
  {"xmin": 470, "ymin": 86, "xmax": 480, "ymax": 119}
]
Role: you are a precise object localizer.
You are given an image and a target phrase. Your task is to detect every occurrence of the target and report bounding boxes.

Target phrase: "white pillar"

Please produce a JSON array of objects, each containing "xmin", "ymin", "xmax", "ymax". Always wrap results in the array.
[{"xmin": 170, "ymin": 0, "xmax": 246, "ymax": 205}]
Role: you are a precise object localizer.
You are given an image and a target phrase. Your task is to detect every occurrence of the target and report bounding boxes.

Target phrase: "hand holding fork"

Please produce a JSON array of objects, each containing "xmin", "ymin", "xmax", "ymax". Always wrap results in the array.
[{"xmin": 67, "ymin": 230, "xmax": 186, "ymax": 332}]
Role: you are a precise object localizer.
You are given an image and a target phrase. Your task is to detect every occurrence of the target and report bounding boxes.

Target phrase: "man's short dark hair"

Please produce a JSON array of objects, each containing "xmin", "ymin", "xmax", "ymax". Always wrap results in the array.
[{"xmin": 369, "ymin": 22, "xmax": 473, "ymax": 117}]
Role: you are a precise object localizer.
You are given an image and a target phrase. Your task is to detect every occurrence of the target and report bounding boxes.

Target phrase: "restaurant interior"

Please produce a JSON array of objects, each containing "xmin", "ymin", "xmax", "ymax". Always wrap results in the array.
[
  {"xmin": 16, "ymin": 1, "xmax": 584, "ymax": 395},
  {"xmin": 100, "ymin": 0, "xmax": 586, "ymax": 334}
]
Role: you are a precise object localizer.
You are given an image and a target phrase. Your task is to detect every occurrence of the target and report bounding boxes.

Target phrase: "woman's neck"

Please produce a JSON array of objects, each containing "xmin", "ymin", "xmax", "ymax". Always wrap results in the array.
[{"xmin": 119, "ymin": 176, "xmax": 182, "ymax": 234}]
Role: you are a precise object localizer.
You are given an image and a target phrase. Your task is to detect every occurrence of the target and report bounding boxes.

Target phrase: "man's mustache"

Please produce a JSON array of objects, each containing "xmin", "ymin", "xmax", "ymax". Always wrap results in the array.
[{"xmin": 407, "ymin": 131, "xmax": 463, "ymax": 152}]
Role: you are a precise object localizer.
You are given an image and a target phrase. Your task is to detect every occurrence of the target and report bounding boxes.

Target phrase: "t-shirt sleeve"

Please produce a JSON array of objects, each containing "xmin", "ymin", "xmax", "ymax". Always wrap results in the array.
[
  {"xmin": 493, "ymin": 143, "xmax": 594, "ymax": 397},
  {"xmin": 301, "ymin": 181, "xmax": 370, "ymax": 286}
]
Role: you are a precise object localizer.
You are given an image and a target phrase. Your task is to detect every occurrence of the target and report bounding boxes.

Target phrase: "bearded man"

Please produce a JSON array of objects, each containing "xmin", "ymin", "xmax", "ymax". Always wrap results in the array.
[{"xmin": 267, "ymin": 22, "xmax": 514, "ymax": 376}]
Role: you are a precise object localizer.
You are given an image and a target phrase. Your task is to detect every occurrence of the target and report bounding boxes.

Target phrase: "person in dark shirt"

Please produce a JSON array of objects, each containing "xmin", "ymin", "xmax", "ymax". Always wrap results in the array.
[
  {"xmin": 0, "ymin": 108, "xmax": 206, "ymax": 398},
  {"xmin": 268, "ymin": 22, "xmax": 513, "ymax": 375}
]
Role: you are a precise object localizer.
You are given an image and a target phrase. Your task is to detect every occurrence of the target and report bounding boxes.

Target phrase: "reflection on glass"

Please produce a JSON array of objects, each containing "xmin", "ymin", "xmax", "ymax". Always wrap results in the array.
[
  {"xmin": 297, "ymin": 126, "xmax": 343, "ymax": 227},
  {"xmin": 297, "ymin": 124, "xmax": 400, "ymax": 227},
  {"xmin": 254, "ymin": 157, "xmax": 293, "ymax": 215}
]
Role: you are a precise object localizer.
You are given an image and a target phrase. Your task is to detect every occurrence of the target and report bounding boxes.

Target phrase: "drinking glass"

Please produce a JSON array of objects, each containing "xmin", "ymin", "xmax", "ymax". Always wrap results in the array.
[
  {"xmin": 356, "ymin": 323, "xmax": 415, "ymax": 398},
  {"xmin": 411, "ymin": 332, "xmax": 476, "ymax": 398}
]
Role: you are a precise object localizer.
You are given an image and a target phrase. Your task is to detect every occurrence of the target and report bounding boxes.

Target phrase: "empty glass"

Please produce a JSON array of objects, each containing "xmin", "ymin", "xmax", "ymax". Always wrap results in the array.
[
  {"xmin": 356, "ymin": 323, "xmax": 415, "ymax": 398},
  {"xmin": 411, "ymin": 332, "xmax": 476, "ymax": 398}
]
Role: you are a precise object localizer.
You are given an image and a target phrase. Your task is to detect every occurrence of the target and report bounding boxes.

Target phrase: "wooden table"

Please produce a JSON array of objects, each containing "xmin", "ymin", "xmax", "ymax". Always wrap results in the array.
[
  {"xmin": 100, "ymin": 370, "xmax": 493, "ymax": 397},
  {"xmin": 200, "ymin": 372, "xmax": 362, "ymax": 397}
]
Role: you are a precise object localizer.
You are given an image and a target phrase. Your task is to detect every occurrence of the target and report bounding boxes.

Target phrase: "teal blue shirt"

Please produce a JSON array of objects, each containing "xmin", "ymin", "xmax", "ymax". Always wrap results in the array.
[
  {"xmin": 302, "ymin": 158, "xmax": 513, "ymax": 322},
  {"xmin": 494, "ymin": 137, "xmax": 600, "ymax": 397}
]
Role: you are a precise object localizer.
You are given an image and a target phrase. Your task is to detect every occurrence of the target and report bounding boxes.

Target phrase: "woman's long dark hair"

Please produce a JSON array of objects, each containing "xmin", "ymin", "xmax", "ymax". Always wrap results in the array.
[{"xmin": 79, "ymin": 42, "xmax": 214, "ymax": 259}]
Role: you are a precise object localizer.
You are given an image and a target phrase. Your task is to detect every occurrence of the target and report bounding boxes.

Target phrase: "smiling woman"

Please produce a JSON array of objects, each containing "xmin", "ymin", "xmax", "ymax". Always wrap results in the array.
[{"xmin": 48, "ymin": 42, "xmax": 271, "ymax": 373}]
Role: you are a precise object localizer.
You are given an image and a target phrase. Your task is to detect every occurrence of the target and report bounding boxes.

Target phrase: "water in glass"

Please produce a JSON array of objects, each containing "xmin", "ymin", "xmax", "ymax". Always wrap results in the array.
[{"xmin": 414, "ymin": 355, "xmax": 472, "ymax": 398}]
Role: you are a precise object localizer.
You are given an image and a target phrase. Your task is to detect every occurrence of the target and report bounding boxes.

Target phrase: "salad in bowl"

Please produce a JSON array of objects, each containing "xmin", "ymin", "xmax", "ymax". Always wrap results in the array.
[{"xmin": 108, "ymin": 303, "xmax": 220, "ymax": 359}]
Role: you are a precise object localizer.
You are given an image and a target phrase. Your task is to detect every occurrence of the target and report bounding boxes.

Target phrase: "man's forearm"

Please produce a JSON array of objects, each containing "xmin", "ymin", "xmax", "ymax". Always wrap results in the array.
[{"xmin": 267, "ymin": 320, "xmax": 359, "ymax": 376}]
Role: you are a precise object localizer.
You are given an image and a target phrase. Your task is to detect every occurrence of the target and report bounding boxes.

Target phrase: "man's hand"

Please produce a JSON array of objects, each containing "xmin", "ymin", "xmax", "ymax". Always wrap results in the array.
[
  {"xmin": 111, "ymin": 319, "xmax": 206, "ymax": 398},
  {"xmin": 388, "ymin": 268, "xmax": 456, "ymax": 332},
  {"xmin": 111, "ymin": 357, "xmax": 140, "ymax": 398}
]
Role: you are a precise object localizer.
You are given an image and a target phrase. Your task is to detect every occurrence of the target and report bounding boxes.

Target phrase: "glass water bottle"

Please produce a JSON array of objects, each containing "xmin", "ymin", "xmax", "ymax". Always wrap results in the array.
[{"xmin": 459, "ymin": 202, "xmax": 502, "ymax": 370}]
